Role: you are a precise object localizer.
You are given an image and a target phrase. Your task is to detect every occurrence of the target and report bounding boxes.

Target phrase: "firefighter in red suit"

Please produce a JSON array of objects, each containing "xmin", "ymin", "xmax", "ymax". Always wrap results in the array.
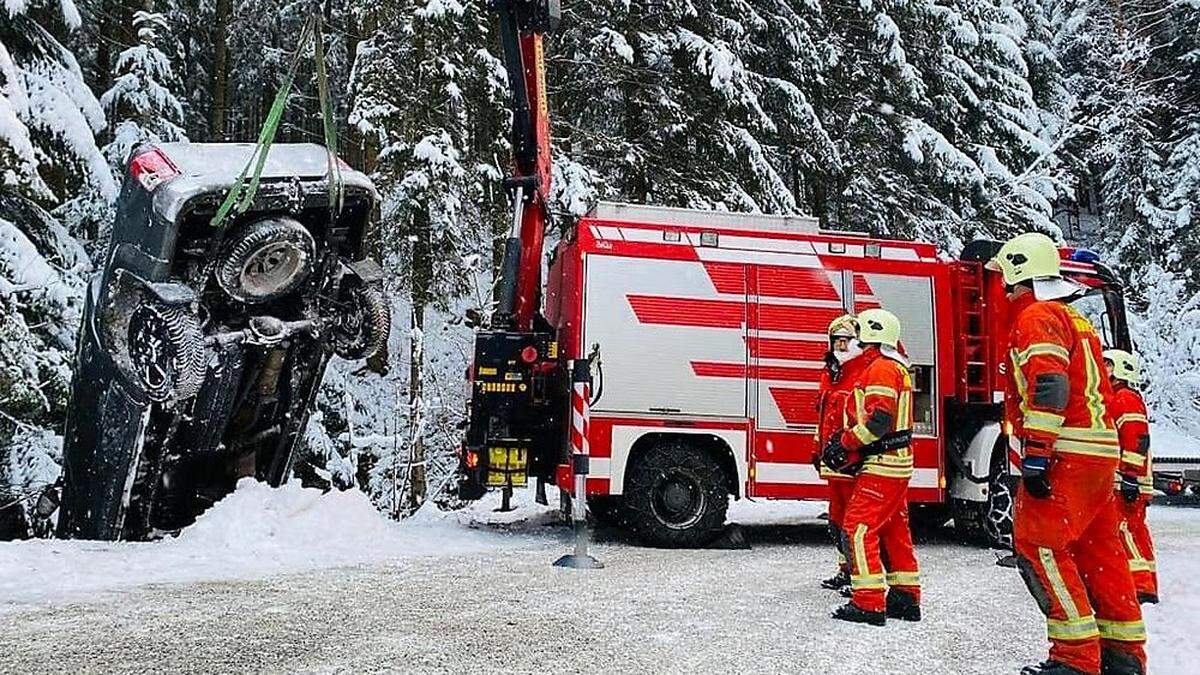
[
  {"xmin": 1104, "ymin": 349, "xmax": 1158, "ymax": 605},
  {"xmin": 813, "ymin": 314, "xmax": 863, "ymax": 590},
  {"xmin": 821, "ymin": 308, "xmax": 921, "ymax": 626},
  {"xmin": 988, "ymin": 233, "xmax": 1146, "ymax": 675}
]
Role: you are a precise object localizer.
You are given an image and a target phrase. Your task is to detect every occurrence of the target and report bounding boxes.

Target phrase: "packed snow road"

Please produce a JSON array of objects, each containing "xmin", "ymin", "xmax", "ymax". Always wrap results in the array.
[{"xmin": 0, "ymin": 487, "xmax": 1196, "ymax": 674}]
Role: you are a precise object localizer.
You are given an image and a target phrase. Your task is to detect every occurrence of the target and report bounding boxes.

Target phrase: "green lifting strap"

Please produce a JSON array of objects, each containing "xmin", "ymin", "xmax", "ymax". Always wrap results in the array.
[{"xmin": 209, "ymin": 8, "xmax": 343, "ymax": 229}]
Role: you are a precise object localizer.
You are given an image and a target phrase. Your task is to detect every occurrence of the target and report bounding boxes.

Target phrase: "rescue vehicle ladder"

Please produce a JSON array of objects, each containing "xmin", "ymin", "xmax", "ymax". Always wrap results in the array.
[{"xmin": 957, "ymin": 264, "xmax": 990, "ymax": 404}]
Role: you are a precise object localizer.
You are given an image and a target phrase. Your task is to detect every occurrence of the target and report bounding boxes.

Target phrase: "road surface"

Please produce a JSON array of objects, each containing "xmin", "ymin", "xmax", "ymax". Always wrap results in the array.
[{"xmin": 0, "ymin": 498, "xmax": 1195, "ymax": 674}]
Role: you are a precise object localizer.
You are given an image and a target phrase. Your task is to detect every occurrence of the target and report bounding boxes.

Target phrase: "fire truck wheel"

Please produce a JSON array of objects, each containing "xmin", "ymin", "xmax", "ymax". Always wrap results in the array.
[
  {"xmin": 625, "ymin": 440, "xmax": 729, "ymax": 548},
  {"xmin": 953, "ymin": 448, "xmax": 1015, "ymax": 548},
  {"xmin": 587, "ymin": 495, "xmax": 626, "ymax": 529}
]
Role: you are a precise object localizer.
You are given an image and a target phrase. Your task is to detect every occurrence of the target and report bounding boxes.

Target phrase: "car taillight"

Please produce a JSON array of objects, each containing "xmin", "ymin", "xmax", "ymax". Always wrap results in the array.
[
  {"xmin": 128, "ymin": 147, "xmax": 179, "ymax": 192},
  {"xmin": 465, "ymin": 450, "xmax": 479, "ymax": 469},
  {"xmin": 520, "ymin": 346, "xmax": 538, "ymax": 364}
]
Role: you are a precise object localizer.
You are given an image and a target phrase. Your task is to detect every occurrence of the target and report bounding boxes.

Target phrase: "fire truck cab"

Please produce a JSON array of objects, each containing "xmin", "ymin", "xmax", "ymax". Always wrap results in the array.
[{"xmin": 462, "ymin": 201, "xmax": 1130, "ymax": 549}]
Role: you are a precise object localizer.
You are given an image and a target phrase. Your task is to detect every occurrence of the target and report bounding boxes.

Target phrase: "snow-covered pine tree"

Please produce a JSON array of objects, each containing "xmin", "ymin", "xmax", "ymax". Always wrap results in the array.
[
  {"xmin": 348, "ymin": 0, "xmax": 496, "ymax": 515},
  {"xmin": 1, "ymin": 0, "xmax": 106, "ymax": 538}
]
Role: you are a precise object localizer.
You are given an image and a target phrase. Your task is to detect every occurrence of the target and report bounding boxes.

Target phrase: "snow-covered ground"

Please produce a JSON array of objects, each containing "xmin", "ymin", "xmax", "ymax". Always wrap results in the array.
[
  {"xmin": 0, "ymin": 479, "xmax": 549, "ymax": 611},
  {"xmin": 0, "ymin": 484, "xmax": 1197, "ymax": 673}
]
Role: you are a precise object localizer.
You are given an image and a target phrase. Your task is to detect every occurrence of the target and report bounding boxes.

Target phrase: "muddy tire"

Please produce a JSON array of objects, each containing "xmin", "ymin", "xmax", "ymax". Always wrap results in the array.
[
  {"xmin": 624, "ymin": 439, "xmax": 729, "ymax": 548},
  {"xmin": 216, "ymin": 217, "xmax": 315, "ymax": 304},
  {"xmin": 126, "ymin": 301, "xmax": 207, "ymax": 402},
  {"xmin": 333, "ymin": 278, "xmax": 389, "ymax": 360}
]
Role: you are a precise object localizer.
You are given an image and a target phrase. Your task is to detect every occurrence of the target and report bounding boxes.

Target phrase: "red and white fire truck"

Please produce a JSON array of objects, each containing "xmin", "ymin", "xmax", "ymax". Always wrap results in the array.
[{"xmin": 458, "ymin": 0, "xmax": 1133, "ymax": 548}]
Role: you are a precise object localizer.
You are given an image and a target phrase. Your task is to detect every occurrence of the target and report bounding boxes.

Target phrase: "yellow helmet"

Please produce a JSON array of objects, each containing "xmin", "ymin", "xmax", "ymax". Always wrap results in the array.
[
  {"xmin": 1103, "ymin": 349, "xmax": 1141, "ymax": 384},
  {"xmin": 828, "ymin": 314, "xmax": 858, "ymax": 339},
  {"xmin": 986, "ymin": 232, "xmax": 1062, "ymax": 286},
  {"xmin": 857, "ymin": 308, "xmax": 901, "ymax": 348}
]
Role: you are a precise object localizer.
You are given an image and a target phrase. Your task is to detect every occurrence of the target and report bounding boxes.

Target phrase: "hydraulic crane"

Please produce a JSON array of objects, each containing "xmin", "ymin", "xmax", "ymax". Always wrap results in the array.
[{"xmin": 459, "ymin": 0, "xmax": 565, "ymax": 503}]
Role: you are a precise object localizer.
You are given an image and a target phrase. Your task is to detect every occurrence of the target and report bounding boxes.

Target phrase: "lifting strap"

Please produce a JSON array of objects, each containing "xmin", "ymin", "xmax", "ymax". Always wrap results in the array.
[{"xmin": 209, "ymin": 8, "xmax": 344, "ymax": 230}]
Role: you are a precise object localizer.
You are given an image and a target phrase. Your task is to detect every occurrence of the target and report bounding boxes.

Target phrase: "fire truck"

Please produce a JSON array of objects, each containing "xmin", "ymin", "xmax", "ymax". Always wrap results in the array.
[{"xmin": 458, "ymin": 0, "xmax": 1132, "ymax": 548}]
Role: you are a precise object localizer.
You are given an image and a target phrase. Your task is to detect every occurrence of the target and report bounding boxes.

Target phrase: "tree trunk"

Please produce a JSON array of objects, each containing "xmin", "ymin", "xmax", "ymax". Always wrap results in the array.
[
  {"xmin": 209, "ymin": 0, "xmax": 232, "ymax": 141},
  {"xmin": 406, "ymin": 205, "xmax": 433, "ymax": 512}
]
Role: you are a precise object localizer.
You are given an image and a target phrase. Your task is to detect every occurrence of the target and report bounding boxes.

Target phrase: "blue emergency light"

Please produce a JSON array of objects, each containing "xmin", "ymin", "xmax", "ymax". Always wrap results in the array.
[{"xmin": 1070, "ymin": 248, "xmax": 1102, "ymax": 264}]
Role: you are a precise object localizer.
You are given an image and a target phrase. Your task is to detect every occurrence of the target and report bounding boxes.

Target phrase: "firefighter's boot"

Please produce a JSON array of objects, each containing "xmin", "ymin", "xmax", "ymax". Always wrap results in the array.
[
  {"xmin": 1136, "ymin": 592, "xmax": 1158, "ymax": 605},
  {"xmin": 885, "ymin": 589, "xmax": 921, "ymax": 621},
  {"xmin": 1100, "ymin": 648, "xmax": 1145, "ymax": 675},
  {"xmin": 831, "ymin": 602, "xmax": 885, "ymax": 626},
  {"xmin": 1020, "ymin": 661, "xmax": 1090, "ymax": 675},
  {"xmin": 821, "ymin": 569, "xmax": 850, "ymax": 590}
]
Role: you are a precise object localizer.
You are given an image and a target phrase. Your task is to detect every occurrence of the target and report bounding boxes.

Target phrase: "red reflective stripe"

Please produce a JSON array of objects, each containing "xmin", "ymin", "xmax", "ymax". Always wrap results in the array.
[
  {"xmin": 692, "ymin": 362, "xmax": 822, "ymax": 382},
  {"xmin": 745, "ymin": 337, "xmax": 828, "ymax": 361}
]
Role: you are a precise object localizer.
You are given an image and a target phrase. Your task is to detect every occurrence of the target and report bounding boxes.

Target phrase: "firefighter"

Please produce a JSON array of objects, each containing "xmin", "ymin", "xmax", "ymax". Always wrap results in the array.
[
  {"xmin": 821, "ymin": 308, "xmax": 921, "ymax": 626},
  {"xmin": 1104, "ymin": 349, "xmax": 1158, "ymax": 605},
  {"xmin": 987, "ymin": 233, "xmax": 1146, "ymax": 675},
  {"xmin": 813, "ymin": 314, "xmax": 863, "ymax": 590}
]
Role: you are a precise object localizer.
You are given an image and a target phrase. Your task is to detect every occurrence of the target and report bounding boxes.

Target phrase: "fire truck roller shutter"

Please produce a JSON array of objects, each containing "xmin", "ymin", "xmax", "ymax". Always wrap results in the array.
[
  {"xmin": 857, "ymin": 274, "xmax": 937, "ymax": 436},
  {"xmin": 583, "ymin": 255, "xmax": 749, "ymax": 418}
]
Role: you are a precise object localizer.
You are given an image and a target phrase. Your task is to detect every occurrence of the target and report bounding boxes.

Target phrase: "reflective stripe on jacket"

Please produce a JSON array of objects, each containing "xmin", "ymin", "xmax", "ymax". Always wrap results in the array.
[
  {"xmin": 1004, "ymin": 295, "xmax": 1119, "ymax": 465},
  {"xmin": 1110, "ymin": 383, "xmax": 1153, "ymax": 493},
  {"xmin": 841, "ymin": 348, "xmax": 914, "ymax": 480}
]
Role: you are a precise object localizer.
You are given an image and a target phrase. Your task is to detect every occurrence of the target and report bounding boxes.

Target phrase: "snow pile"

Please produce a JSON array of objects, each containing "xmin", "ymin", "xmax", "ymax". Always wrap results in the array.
[
  {"xmin": 0, "ymin": 479, "xmax": 533, "ymax": 611},
  {"xmin": 1150, "ymin": 421, "xmax": 1200, "ymax": 459}
]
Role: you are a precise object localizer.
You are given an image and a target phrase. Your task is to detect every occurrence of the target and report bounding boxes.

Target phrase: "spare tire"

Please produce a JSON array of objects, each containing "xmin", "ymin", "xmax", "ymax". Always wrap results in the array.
[
  {"xmin": 127, "ymin": 301, "xmax": 207, "ymax": 402},
  {"xmin": 216, "ymin": 216, "xmax": 316, "ymax": 304},
  {"xmin": 333, "ymin": 277, "xmax": 390, "ymax": 360}
]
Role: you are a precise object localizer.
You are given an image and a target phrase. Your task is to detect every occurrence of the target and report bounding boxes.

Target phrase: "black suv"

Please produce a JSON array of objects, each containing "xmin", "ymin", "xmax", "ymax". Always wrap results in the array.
[{"xmin": 56, "ymin": 143, "xmax": 387, "ymax": 540}]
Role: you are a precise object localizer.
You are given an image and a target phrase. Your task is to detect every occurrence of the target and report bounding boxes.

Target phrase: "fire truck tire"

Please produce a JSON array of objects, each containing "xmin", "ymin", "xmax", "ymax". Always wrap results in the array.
[
  {"xmin": 624, "ymin": 440, "xmax": 729, "ymax": 548},
  {"xmin": 953, "ymin": 448, "xmax": 1015, "ymax": 549},
  {"xmin": 587, "ymin": 495, "xmax": 626, "ymax": 529}
]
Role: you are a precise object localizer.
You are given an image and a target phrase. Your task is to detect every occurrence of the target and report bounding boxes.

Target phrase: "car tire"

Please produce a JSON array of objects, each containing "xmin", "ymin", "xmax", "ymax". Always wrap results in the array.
[
  {"xmin": 333, "ymin": 278, "xmax": 390, "ymax": 360},
  {"xmin": 624, "ymin": 439, "xmax": 729, "ymax": 548},
  {"xmin": 216, "ymin": 216, "xmax": 316, "ymax": 304},
  {"xmin": 126, "ymin": 301, "xmax": 207, "ymax": 402}
]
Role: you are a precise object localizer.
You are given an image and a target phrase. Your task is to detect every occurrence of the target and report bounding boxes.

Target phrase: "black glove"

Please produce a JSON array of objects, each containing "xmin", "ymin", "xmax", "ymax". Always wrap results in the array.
[
  {"xmin": 1118, "ymin": 473, "xmax": 1140, "ymax": 503},
  {"xmin": 822, "ymin": 436, "xmax": 860, "ymax": 474},
  {"xmin": 1021, "ymin": 456, "xmax": 1052, "ymax": 499}
]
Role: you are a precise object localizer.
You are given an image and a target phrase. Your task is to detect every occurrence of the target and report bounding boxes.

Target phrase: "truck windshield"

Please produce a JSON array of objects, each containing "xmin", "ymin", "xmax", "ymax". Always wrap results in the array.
[{"xmin": 1068, "ymin": 286, "xmax": 1131, "ymax": 351}]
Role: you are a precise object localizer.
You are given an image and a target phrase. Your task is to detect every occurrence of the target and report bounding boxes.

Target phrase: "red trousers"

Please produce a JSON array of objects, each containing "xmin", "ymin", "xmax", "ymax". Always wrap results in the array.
[
  {"xmin": 1119, "ymin": 498, "xmax": 1158, "ymax": 598},
  {"xmin": 827, "ymin": 478, "xmax": 854, "ymax": 572},
  {"xmin": 841, "ymin": 473, "xmax": 920, "ymax": 612},
  {"xmin": 1013, "ymin": 456, "xmax": 1146, "ymax": 674}
]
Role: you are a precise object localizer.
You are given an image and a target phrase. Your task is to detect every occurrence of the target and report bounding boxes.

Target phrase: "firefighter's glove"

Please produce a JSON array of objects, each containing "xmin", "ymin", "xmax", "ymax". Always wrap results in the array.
[
  {"xmin": 1021, "ymin": 455, "xmax": 1052, "ymax": 499},
  {"xmin": 822, "ymin": 436, "xmax": 860, "ymax": 475},
  {"xmin": 1118, "ymin": 473, "xmax": 1140, "ymax": 503}
]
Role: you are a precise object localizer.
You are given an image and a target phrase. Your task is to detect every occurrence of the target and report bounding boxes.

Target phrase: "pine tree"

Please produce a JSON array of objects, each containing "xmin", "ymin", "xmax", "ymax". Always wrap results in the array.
[{"xmin": 1, "ymin": 0, "xmax": 106, "ymax": 536}]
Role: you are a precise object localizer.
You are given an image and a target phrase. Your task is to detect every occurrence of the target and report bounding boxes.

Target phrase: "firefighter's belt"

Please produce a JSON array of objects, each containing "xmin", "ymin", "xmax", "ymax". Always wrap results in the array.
[{"xmin": 860, "ymin": 430, "xmax": 913, "ymax": 457}]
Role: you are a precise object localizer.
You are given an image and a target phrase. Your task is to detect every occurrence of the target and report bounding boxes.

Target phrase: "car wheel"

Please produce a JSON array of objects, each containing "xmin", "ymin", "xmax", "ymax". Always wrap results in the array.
[
  {"xmin": 332, "ymin": 277, "xmax": 390, "ymax": 360},
  {"xmin": 127, "ymin": 301, "xmax": 207, "ymax": 402},
  {"xmin": 217, "ymin": 216, "xmax": 316, "ymax": 303},
  {"xmin": 624, "ymin": 439, "xmax": 729, "ymax": 548}
]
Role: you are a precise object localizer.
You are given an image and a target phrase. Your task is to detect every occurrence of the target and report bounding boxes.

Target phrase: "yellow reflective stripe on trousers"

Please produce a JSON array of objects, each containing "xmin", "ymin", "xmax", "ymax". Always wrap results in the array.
[
  {"xmin": 864, "ymin": 385, "xmax": 897, "ymax": 399},
  {"xmin": 1080, "ymin": 345, "xmax": 1109, "ymax": 430},
  {"xmin": 886, "ymin": 571, "xmax": 920, "ymax": 586},
  {"xmin": 1097, "ymin": 618, "xmax": 1147, "ymax": 642},
  {"xmin": 1120, "ymin": 522, "xmax": 1145, "ymax": 563},
  {"xmin": 1047, "ymin": 616, "xmax": 1100, "ymax": 641},
  {"xmin": 851, "ymin": 523, "xmax": 876, "ymax": 587},
  {"xmin": 1116, "ymin": 413, "xmax": 1149, "ymax": 427},
  {"xmin": 860, "ymin": 464, "xmax": 914, "ymax": 479},
  {"xmin": 1039, "ymin": 548, "xmax": 1081, "ymax": 620},
  {"xmin": 1013, "ymin": 343, "xmax": 1071, "ymax": 366}
]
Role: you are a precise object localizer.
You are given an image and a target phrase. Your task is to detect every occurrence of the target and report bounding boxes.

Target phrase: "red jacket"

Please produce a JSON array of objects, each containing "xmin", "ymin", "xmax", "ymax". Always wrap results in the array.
[
  {"xmin": 1110, "ymin": 383, "xmax": 1153, "ymax": 494},
  {"xmin": 816, "ymin": 355, "xmax": 866, "ymax": 480},
  {"xmin": 839, "ymin": 347, "xmax": 914, "ymax": 480},
  {"xmin": 1004, "ymin": 294, "xmax": 1119, "ymax": 466}
]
